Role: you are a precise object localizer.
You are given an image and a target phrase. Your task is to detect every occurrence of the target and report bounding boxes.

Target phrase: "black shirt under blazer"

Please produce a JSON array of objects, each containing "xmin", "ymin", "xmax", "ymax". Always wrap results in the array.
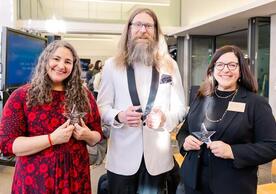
[{"xmin": 177, "ymin": 86, "xmax": 276, "ymax": 194}]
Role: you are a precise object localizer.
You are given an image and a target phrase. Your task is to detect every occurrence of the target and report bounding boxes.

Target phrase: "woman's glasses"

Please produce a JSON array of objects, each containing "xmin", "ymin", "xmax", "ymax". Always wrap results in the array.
[{"xmin": 214, "ymin": 62, "xmax": 239, "ymax": 71}]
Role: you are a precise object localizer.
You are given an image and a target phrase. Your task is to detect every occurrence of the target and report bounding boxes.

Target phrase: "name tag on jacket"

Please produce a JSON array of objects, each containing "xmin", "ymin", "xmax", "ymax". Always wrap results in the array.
[{"xmin": 227, "ymin": 102, "xmax": 246, "ymax": 112}]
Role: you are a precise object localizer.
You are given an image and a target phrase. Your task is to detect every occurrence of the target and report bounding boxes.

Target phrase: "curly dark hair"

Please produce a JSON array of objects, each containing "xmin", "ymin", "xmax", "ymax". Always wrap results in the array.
[{"xmin": 27, "ymin": 40, "xmax": 91, "ymax": 113}]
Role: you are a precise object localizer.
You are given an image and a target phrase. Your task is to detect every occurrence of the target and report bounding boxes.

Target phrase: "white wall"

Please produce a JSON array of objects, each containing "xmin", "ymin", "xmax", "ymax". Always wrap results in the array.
[
  {"xmin": 181, "ymin": 0, "xmax": 259, "ymax": 26},
  {"xmin": 65, "ymin": 37, "xmax": 120, "ymax": 63},
  {"xmin": 269, "ymin": 14, "xmax": 276, "ymax": 116},
  {"xmin": 0, "ymin": 0, "xmax": 16, "ymax": 31}
]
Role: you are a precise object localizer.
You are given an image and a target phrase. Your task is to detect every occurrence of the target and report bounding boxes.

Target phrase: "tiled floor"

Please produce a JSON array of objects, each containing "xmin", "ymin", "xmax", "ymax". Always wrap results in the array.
[
  {"xmin": 258, "ymin": 162, "xmax": 272, "ymax": 184},
  {"xmin": 0, "ymin": 165, "xmax": 14, "ymax": 194}
]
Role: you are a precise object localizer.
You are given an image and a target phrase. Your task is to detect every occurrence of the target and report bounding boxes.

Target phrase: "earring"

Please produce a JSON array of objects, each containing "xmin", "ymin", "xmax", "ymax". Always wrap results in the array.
[
  {"xmin": 238, "ymin": 78, "xmax": 241, "ymax": 82},
  {"xmin": 209, "ymin": 75, "xmax": 214, "ymax": 83}
]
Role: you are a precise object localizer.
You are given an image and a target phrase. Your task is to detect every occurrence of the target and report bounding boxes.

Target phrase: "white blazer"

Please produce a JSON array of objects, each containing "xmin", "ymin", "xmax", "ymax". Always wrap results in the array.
[{"xmin": 97, "ymin": 58, "xmax": 186, "ymax": 176}]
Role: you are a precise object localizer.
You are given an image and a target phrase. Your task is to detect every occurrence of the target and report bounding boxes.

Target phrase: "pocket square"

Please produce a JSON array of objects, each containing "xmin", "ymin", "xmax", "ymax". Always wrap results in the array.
[{"xmin": 160, "ymin": 74, "xmax": 172, "ymax": 84}]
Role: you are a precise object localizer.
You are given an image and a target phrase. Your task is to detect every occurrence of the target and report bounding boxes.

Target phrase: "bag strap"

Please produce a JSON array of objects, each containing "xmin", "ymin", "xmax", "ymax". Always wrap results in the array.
[{"xmin": 127, "ymin": 65, "xmax": 160, "ymax": 121}]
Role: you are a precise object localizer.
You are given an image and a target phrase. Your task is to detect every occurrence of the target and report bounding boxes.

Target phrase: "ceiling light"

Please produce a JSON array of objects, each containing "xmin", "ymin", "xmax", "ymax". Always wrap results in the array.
[
  {"xmin": 45, "ymin": 16, "xmax": 66, "ymax": 34},
  {"xmin": 74, "ymin": 0, "xmax": 170, "ymax": 6}
]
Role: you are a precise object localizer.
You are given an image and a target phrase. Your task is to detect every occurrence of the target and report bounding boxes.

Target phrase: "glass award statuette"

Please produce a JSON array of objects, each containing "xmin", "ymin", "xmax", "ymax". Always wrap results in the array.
[
  {"xmin": 63, "ymin": 104, "xmax": 86, "ymax": 124},
  {"xmin": 192, "ymin": 123, "xmax": 215, "ymax": 144}
]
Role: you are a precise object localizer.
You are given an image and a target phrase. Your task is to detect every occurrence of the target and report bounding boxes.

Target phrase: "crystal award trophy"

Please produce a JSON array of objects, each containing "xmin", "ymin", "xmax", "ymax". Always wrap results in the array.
[
  {"xmin": 63, "ymin": 104, "xmax": 86, "ymax": 124},
  {"xmin": 192, "ymin": 123, "xmax": 215, "ymax": 144}
]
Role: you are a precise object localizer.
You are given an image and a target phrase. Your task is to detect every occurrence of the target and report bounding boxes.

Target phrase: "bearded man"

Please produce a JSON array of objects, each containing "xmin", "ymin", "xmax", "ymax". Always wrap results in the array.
[{"xmin": 97, "ymin": 8, "xmax": 186, "ymax": 194}]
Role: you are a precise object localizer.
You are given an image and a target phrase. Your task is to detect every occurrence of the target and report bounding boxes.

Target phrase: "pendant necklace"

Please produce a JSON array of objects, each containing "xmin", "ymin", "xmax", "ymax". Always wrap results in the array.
[
  {"xmin": 214, "ymin": 89, "xmax": 236, "ymax": 99},
  {"xmin": 205, "ymin": 88, "xmax": 239, "ymax": 123}
]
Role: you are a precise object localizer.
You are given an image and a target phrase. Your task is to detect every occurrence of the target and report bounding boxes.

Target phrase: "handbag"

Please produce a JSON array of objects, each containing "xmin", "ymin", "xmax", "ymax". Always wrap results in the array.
[
  {"xmin": 87, "ymin": 124, "xmax": 110, "ymax": 166},
  {"xmin": 87, "ymin": 138, "xmax": 107, "ymax": 166}
]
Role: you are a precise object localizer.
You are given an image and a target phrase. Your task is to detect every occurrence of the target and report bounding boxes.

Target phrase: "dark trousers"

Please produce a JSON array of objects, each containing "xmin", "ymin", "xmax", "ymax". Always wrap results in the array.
[
  {"xmin": 107, "ymin": 158, "xmax": 167, "ymax": 194},
  {"xmin": 167, "ymin": 158, "xmax": 180, "ymax": 194},
  {"xmin": 97, "ymin": 174, "xmax": 108, "ymax": 194},
  {"xmin": 184, "ymin": 166, "xmax": 213, "ymax": 194},
  {"xmin": 184, "ymin": 186, "xmax": 212, "ymax": 194}
]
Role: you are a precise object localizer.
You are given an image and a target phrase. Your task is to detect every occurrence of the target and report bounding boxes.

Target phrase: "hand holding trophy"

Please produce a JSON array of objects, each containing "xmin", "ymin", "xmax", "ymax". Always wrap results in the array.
[
  {"xmin": 192, "ymin": 123, "xmax": 215, "ymax": 144},
  {"xmin": 63, "ymin": 104, "xmax": 86, "ymax": 125}
]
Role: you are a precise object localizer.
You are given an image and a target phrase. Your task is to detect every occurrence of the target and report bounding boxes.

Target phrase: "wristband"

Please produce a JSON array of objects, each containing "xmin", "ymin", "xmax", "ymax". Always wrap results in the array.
[{"xmin": 48, "ymin": 134, "xmax": 53, "ymax": 146}]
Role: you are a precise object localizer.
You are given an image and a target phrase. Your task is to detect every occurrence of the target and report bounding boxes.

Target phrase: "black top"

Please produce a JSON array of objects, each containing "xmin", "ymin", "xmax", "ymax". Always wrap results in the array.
[
  {"xmin": 206, "ymin": 90, "xmax": 236, "ymax": 123},
  {"xmin": 202, "ymin": 90, "xmax": 237, "ymax": 166}
]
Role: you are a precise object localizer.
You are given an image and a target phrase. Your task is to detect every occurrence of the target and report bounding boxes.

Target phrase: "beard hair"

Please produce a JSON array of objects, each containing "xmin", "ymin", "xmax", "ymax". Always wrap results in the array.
[{"xmin": 127, "ymin": 35, "xmax": 156, "ymax": 66}]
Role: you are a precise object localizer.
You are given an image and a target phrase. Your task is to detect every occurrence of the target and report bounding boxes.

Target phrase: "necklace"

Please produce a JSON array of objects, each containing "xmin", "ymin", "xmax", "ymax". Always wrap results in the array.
[
  {"xmin": 205, "ymin": 88, "xmax": 239, "ymax": 123},
  {"xmin": 214, "ymin": 89, "xmax": 237, "ymax": 99}
]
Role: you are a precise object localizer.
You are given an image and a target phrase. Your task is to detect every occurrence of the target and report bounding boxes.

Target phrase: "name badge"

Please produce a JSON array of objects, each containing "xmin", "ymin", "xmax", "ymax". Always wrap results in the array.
[{"xmin": 227, "ymin": 102, "xmax": 246, "ymax": 112}]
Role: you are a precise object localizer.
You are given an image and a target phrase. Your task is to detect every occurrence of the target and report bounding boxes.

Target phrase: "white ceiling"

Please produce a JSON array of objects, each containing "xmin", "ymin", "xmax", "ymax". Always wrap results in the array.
[{"xmin": 169, "ymin": 0, "xmax": 276, "ymax": 36}]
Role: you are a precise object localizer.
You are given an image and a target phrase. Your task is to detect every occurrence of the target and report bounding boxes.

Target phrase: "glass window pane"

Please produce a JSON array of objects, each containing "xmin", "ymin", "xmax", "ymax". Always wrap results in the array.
[
  {"xmin": 191, "ymin": 37, "xmax": 213, "ymax": 86},
  {"xmin": 216, "ymin": 30, "xmax": 248, "ymax": 53},
  {"xmin": 257, "ymin": 22, "xmax": 270, "ymax": 98}
]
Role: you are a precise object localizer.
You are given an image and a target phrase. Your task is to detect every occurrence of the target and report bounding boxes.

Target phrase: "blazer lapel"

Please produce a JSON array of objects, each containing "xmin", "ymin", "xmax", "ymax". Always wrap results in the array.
[{"xmin": 214, "ymin": 87, "xmax": 247, "ymax": 140}]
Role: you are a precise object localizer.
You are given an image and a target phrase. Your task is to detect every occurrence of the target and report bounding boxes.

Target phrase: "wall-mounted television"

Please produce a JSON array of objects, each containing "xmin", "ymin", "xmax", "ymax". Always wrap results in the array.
[
  {"xmin": 80, "ymin": 58, "xmax": 91, "ymax": 72},
  {"xmin": 1, "ymin": 27, "xmax": 47, "ymax": 90}
]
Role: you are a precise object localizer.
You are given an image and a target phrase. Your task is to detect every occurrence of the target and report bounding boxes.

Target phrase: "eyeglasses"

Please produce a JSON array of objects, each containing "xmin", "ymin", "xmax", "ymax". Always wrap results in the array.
[
  {"xmin": 214, "ymin": 62, "xmax": 239, "ymax": 71},
  {"xmin": 131, "ymin": 22, "xmax": 155, "ymax": 31}
]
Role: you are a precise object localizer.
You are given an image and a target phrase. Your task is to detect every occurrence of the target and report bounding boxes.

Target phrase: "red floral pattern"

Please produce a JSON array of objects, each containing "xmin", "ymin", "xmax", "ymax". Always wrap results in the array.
[{"xmin": 0, "ymin": 85, "xmax": 102, "ymax": 194}]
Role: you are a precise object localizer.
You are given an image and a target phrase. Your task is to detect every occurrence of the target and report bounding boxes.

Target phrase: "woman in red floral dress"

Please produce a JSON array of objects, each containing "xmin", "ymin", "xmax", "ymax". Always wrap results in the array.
[{"xmin": 0, "ymin": 40, "xmax": 102, "ymax": 194}]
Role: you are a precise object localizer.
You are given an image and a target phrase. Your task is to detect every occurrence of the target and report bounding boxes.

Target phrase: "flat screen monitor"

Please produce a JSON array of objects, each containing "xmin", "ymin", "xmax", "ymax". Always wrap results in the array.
[
  {"xmin": 80, "ymin": 58, "xmax": 91, "ymax": 72},
  {"xmin": 1, "ymin": 27, "xmax": 47, "ymax": 90}
]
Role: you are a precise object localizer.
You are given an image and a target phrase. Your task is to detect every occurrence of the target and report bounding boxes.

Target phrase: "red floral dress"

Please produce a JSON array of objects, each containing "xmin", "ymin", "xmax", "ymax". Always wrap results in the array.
[{"xmin": 0, "ymin": 85, "xmax": 102, "ymax": 194}]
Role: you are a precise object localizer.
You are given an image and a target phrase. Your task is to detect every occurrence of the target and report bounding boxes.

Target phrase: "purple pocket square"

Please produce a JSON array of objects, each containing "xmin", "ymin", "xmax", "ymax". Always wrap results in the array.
[{"xmin": 160, "ymin": 74, "xmax": 172, "ymax": 84}]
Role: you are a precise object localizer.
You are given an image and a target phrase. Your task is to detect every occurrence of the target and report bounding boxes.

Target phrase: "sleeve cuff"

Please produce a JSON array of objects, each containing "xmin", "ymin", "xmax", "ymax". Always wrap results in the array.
[
  {"xmin": 112, "ymin": 119, "xmax": 124, "ymax": 128},
  {"xmin": 111, "ymin": 112, "xmax": 124, "ymax": 128}
]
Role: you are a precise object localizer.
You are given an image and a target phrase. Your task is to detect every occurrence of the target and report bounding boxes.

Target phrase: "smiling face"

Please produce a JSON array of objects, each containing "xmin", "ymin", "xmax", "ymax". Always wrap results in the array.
[
  {"xmin": 127, "ymin": 12, "xmax": 157, "ymax": 65},
  {"xmin": 47, "ymin": 47, "xmax": 74, "ymax": 90},
  {"xmin": 213, "ymin": 52, "xmax": 240, "ymax": 91},
  {"xmin": 130, "ymin": 12, "xmax": 155, "ymax": 44}
]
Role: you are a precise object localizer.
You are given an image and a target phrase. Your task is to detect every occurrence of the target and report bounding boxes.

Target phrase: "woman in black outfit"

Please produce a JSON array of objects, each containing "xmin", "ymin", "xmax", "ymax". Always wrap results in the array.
[{"xmin": 177, "ymin": 45, "xmax": 276, "ymax": 194}]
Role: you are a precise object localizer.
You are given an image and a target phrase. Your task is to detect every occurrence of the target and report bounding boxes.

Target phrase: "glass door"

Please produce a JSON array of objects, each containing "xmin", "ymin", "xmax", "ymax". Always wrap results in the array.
[{"xmin": 248, "ymin": 17, "xmax": 270, "ymax": 98}]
